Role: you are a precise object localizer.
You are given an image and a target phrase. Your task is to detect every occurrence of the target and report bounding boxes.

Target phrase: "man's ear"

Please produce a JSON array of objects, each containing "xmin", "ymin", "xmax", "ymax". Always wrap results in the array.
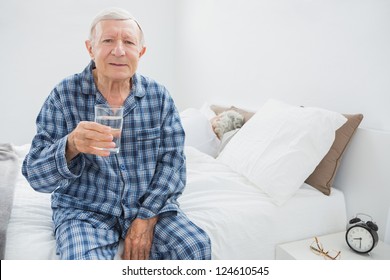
[
  {"xmin": 85, "ymin": 40, "xmax": 94, "ymax": 60},
  {"xmin": 139, "ymin": 46, "xmax": 146, "ymax": 58}
]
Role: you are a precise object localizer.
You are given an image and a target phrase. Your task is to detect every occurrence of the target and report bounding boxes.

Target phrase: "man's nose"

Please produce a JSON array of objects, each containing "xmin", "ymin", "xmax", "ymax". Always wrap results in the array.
[{"xmin": 111, "ymin": 41, "xmax": 125, "ymax": 56}]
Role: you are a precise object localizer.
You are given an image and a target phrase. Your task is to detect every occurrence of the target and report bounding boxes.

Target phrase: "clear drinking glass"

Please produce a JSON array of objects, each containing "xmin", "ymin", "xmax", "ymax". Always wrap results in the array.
[{"xmin": 94, "ymin": 104, "xmax": 124, "ymax": 154}]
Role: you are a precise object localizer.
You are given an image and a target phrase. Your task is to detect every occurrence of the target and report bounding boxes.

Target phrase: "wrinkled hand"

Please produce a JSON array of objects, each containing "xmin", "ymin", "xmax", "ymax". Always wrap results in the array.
[
  {"xmin": 66, "ymin": 121, "xmax": 115, "ymax": 161},
  {"xmin": 122, "ymin": 217, "xmax": 158, "ymax": 260}
]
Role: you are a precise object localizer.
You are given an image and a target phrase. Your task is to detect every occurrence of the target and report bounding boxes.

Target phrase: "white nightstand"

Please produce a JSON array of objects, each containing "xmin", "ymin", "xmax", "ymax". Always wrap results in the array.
[{"xmin": 276, "ymin": 232, "xmax": 390, "ymax": 260}]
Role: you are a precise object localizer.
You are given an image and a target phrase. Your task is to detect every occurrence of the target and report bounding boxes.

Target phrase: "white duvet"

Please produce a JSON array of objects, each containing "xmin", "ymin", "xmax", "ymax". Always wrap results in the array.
[{"xmin": 5, "ymin": 145, "xmax": 347, "ymax": 260}]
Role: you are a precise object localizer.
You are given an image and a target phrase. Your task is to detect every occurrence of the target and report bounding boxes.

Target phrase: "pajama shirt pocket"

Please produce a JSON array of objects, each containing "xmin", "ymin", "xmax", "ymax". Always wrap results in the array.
[{"xmin": 135, "ymin": 126, "xmax": 161, "ymax": 172}]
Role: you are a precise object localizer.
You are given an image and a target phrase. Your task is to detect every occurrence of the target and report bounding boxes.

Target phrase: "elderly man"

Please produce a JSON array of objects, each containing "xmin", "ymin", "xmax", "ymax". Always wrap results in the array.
[{"xmin": 22, "ymin": 7, "xmax": 211, "ymax": 260}]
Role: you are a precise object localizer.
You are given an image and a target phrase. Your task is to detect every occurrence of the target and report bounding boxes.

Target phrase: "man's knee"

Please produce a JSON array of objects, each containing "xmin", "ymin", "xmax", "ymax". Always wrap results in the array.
[
  {"xmin": 180, "ymin": 231, "xmax": 211, "ymax": 260},
  {"xmin": 55, "ymin": 218, "xmax": 119, "ymax": 260},
  {"xmin": 153, "ymin": 213, "xmax": 212, "ymax": 260}
]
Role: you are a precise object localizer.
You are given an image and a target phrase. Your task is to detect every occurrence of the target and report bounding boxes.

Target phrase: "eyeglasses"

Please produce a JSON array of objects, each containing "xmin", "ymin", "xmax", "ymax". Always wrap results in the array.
[{"xmin": 309, "ymin": 237, "xmax": 341, "ymax": 260}]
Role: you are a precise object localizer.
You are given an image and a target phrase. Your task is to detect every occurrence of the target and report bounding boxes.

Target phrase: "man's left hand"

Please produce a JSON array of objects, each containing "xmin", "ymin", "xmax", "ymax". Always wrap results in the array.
[{"xmin": 122, "ymin": 217, "xmax": 158, "ymax": 260}]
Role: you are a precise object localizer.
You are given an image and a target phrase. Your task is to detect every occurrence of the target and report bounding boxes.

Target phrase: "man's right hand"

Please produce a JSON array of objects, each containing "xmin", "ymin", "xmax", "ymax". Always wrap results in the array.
[{"xmin": 66, "ymin": 121, "xmax": 115, "ymax": 161}]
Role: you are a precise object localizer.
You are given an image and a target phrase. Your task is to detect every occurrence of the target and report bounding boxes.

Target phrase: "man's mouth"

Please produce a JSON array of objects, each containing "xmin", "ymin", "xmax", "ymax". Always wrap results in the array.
[{"xmin": 109, "ymin": 63, "xmax": 127, "ymax": 67}]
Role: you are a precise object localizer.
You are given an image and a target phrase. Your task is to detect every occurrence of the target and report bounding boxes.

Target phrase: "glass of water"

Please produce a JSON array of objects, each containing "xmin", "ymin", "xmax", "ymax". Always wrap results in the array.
[{"xmin": 94, "ymin": 104, "xmax": 124, "ymax": 154}]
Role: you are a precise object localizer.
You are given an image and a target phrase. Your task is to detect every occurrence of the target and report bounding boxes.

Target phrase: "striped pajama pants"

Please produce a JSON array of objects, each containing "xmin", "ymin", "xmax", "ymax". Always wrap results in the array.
[{"xmin": 54, "ymin": 209, "xmax": 211, "ymax": 260}]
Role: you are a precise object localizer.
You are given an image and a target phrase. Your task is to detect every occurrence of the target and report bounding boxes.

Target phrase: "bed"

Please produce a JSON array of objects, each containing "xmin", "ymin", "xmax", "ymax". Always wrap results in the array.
[{"xmin": 2, "ymin": 99, "xmax": 368, "ymax": 260}]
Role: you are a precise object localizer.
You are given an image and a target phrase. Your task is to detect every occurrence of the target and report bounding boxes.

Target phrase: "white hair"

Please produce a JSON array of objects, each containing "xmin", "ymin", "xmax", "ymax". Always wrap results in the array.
[
  {"xmin": 213, "ymin": 110, "xmax": 244, "ymax": 139},
  {"xmin": 89, "ymin": 7, "xmax": 145, "ymax": 47}
]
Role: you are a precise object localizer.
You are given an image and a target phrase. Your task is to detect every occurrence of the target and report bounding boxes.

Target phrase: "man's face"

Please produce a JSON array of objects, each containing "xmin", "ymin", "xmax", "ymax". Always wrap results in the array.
[{"xmin": 86, "ymin": 19, "xmax": 145, "ymax": 81}]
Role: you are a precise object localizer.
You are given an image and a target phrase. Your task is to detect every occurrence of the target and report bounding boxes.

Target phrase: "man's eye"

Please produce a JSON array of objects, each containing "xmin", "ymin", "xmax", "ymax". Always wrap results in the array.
[
  {"xmin": 124, "ymin": 40, "xmax": 135, "ymax": 45},
  {"xmin": 102, "ymin": 39, "xmax": 113, "ymax": 43}
]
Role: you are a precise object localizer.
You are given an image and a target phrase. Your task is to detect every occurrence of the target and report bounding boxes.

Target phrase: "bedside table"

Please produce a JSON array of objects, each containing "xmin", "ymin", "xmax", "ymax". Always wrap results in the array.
[{"xmin": 276, "ymin": 232, "xmax": 390, "ymax": 260}]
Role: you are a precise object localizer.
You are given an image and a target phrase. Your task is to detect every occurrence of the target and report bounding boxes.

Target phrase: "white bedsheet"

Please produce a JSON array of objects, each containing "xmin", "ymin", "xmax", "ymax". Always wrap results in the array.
[
  {"xmin": 179, "ymin": 147, "xmax": 347, "ymax": 259},
  {"xmin": 4, "ymin": 145, "xmax": 347, "ymax": 260},
  {"xmin": 5, "ymin": 144, "xmax": 58, "ymax": 260}
]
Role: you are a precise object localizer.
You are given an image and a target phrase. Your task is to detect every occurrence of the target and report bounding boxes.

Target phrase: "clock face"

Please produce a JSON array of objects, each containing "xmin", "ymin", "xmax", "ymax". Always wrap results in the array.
[{"xmin": 346, "ymin": 225, "xmax": 374, "ymax": 253}]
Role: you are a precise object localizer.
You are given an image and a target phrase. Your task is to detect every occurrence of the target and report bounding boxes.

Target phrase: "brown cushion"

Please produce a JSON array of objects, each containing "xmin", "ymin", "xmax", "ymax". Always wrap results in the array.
[
  {"xmin": 305, "ymin": 114, "xmax": 363, "ymax": 195},
  {"xmin": 210, "ymin": 105, "xmax": 255, "ymax": 123}
]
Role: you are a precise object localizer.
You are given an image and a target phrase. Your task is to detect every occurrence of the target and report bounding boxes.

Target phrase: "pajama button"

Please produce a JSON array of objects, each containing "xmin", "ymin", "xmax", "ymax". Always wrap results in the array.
[{"xmin": 120, "ymin": 164, "xmax": 126, "ymax": 170}]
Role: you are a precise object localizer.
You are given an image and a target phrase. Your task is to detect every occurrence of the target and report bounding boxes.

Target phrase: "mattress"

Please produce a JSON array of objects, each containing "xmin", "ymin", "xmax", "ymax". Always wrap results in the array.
[{"xmin": 4, "ymin": 145, "xmax": 347, "ymax": 260}]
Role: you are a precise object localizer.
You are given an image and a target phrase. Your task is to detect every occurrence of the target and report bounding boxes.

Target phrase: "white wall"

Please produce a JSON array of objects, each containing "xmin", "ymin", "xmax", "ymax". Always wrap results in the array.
[
  {"xmin": 2, "ymin": 0, "xmax": 389, "ymax": 143},
  {"xmin": 175, "ymin": 0, "xmax": 390, "ymax": 132},
  {"xmin": 0, "ymin": 0, "xmax": 176, "ymax": 145},
  {"xmin": 1, "ymin": 0, "xmax": 389, "ymax": 141}
]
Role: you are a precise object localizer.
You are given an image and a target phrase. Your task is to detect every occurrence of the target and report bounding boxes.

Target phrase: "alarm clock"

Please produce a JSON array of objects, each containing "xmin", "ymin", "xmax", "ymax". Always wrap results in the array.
[{"xmin": 345, "ymin": 213, "xmax": 379, "ymax": 254}]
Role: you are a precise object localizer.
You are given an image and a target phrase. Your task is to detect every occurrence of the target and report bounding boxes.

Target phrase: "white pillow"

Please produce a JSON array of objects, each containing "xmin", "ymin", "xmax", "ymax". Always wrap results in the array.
[
  {"xmin": 218, "ymin": 128, "xmax": 240, "ymax": 154},
  {"xmin": 217, "ymin": 99, "xmax": 347, "ymax": 205},
  {"xmin": 199, "ymin": 102, "xmax": 217, "ymax": 120},
  {"xmin": 180, "ymin": 108, "xmax": 220, "ymax": 157}
]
